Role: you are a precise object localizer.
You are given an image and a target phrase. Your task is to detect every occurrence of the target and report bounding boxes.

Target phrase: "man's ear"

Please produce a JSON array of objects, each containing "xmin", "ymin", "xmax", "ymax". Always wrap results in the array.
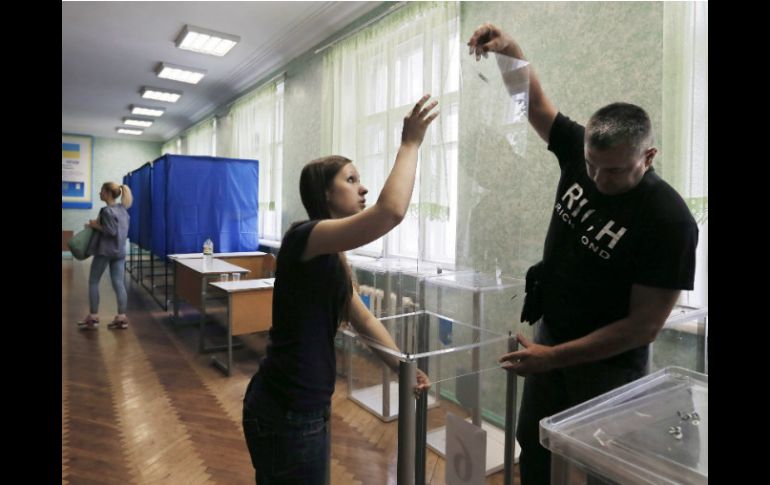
[{"xmin": 644, "ymin": 147, "xmax": 657, "ymax": 168}]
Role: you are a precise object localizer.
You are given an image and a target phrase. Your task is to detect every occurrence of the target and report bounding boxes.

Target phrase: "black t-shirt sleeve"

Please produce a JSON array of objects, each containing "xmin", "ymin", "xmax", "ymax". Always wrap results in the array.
[
  {"xmin": 281, "ymin": 220, "xmax": 320, "ymax": 263},
  {"xmin": 633, "ymin": 220, "xmax": 699, "ymax": 290},
  {"xmin": 547, "ymin": 112, "xmax": 586, "ymax": 170}
]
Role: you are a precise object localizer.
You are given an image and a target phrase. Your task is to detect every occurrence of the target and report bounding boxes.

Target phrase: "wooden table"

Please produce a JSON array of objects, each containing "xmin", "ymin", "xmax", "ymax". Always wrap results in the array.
[
  {"xmin": 208, "ymin": 278, "xmax": 275, "ymax": 375},
  {"xmin": 168, "ymin": 251, "xmax": 273, "ymax": 279},
  {"xmin": 171, "ymin": 257, "xmax": 250, "ymax": 353}
]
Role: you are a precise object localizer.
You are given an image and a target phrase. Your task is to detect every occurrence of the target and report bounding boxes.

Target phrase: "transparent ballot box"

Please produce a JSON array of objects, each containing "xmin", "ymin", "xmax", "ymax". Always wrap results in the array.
[
  {"xmin": 342, "ymin": 310, "xmax": 506, "ymax": 422},
  {"xmin": 423, "ymin": 343, "xmax": 517, "ymax": 476},
  {"xmin": 341, "ymin": 302, "xmax": 521, "ymax": 477},
  {"xmin": 349, "ymin": 257, "xmax": 450, "ymax": 318},
  {"xmin": 340, "ymin": 311, "xmax": 439, "ymax": 422},
  {"xmin": 423, "ymin": 271, "xmax": 525, "ymax": 340},
  {"xmin": 650, "ymin": 305, "xmax": 709, "ymax": 374},
  {"xmin": 421, "ymin": 272, "xmax": 525, "ymax": 475},
  {"xmin": 540, "ymin": 366, "xmax": 708, "ymax": 485}
]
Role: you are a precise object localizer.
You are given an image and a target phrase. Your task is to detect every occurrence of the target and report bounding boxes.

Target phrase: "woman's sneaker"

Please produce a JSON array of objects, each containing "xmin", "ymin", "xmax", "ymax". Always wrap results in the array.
[
  {"xmin": 107, "ymin": 318, "xmax": 128, "ymax": 330},
  {"xmin": 77, "ymin": 316, "xmax": 99, "ymax": 330}
]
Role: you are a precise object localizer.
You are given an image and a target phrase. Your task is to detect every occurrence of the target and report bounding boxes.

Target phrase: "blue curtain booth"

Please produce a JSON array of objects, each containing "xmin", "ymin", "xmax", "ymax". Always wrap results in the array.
[
  {"xmin": 136, "ymin": 163, "xmax": 153, "ymax": 250},
  {"xmin": 149, "ymin": 154, "xmax": 260, "ymax": 260},
  {"xmin": 124, "ymin": 162, "xmax": 150, "ymax": 245}
]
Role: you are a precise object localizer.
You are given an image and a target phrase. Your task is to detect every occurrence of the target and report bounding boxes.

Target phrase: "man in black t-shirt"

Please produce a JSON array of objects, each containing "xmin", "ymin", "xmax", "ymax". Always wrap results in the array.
[{"xmin": 468, "ymin": 23, "xmax": 698, "ymax": 485}]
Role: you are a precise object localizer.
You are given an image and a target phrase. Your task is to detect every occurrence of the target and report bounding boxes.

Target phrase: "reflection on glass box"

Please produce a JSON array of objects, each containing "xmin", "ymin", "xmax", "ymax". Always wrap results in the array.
[
  {"xmin": 541, "ymin": 366, "xmax": 708, "ymax": 485},
  {"xmin": 349, "ymin": 258, "xmax": 450, "ymax": 318},
  {"xmin": 650, "ymin": 305, "xmax": 708, "ymax": 374}
]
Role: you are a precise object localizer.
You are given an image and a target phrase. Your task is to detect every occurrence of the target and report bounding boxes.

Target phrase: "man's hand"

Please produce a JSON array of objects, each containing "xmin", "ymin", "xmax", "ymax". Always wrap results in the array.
[
  {"xmin": 468, "ymin": 22, "xmax": 556, "ymax": 142},
  {"xmin": 498, "ymin": 333, "xmax": 557, "ymax": 376},
  {"xmin": 467, "ymin": 22, "xmax": 519, "ymax": 60}
]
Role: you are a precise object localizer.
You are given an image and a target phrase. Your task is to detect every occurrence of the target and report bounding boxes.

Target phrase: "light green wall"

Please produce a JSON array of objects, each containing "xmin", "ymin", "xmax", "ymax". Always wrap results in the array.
[
  {"xmin": 457, "ymin": 1, "xmax": 663, "ymax": 277},
  {"xmin": 61, "ymin": 136, "xmax": 161, "ymax": 232},
  {"xmin": 282, "ymin": 51, "xmax": 326, "ymax": 233}
]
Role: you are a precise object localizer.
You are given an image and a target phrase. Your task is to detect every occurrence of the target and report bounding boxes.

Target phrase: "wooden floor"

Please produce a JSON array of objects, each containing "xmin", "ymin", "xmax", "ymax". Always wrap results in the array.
[{"xmin": 62, "ymin": 258, "xmax": 520, "ymax": 484}]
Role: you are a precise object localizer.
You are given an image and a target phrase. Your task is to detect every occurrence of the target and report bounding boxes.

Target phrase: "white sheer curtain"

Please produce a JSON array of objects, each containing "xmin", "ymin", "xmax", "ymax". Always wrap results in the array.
[
  {"xmin": 322, "ymin": 1, "xmax": 460, "ymax": 263},
  {"xmin": 662, "ymin": 2, "xmax": 708, "ymax": 307},
  {"xmin": 161, "ymin": 138, "xmax": 179, "ymax": 155},
  {"xmin": 184, "ymin": 118, "xmax": 215, "ymax": 156},
  {"xmin": 227, "ymin": 79, "xmax": 284, "ymax": 241}
]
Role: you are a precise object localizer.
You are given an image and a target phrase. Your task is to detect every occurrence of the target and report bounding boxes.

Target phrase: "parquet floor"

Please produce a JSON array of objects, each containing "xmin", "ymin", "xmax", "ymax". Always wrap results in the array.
[{"xmin": 62, "ymin": 258, "xmax": 519, "ymax": 484}]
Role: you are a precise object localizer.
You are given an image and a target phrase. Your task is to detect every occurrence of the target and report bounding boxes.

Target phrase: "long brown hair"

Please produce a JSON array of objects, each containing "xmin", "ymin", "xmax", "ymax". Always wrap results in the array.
[{"xmin": 296, "ymin": 155, "xmax": 354, "ymax": 329}]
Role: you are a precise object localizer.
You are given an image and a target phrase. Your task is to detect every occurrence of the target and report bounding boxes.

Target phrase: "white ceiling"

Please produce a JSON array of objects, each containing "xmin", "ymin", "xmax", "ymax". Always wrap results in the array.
[{"xmin": 62, "ymin": 1, "xmax": 384, "ymax": 142}]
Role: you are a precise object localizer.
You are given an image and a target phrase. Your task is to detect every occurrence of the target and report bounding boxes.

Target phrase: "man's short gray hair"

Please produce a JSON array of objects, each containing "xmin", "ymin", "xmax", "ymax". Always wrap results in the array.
[{"xmin": 586, "ymin": 102, "xmax": 653, "ymax": 154}]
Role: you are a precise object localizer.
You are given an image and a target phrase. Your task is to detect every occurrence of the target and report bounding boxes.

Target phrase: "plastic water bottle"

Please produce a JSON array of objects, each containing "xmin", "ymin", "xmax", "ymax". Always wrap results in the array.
[{"xmin": 203, "ymin": 238, "xmax": 213, "ymax": 268}]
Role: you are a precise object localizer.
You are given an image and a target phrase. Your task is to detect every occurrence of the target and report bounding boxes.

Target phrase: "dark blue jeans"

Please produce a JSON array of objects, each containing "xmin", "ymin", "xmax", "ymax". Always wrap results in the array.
[
  {"xmin": 516, "ymin": 323, "xmax": 644, "ymax": 485},
  {"xmin": 242, "ymin": 379, "xmax": 330, "ymax": 485}
]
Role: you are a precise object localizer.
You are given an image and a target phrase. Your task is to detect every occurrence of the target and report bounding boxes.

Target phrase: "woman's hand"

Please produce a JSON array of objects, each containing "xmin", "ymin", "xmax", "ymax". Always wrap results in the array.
[
  {"xmin": 401, "ymin": 94, "xmax": 439, "ymax": 147},
  {"xmin": 414, "ymin": 369, "xmax": 432, "ymax": 396}
]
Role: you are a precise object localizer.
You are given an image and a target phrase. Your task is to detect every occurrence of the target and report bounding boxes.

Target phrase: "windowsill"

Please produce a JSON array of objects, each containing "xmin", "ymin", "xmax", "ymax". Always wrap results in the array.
[
  {"xmin": 259, "ymin": 239, "xmax": 281, "ymax": 249},
  {"xmin": 349, "ymin": 251, "xmax": 457, "ymax": 272},
  {"xmin": 349, "ymin": 249, "xmax": 382, "ymax": 258},
  {"xmin": 385, "ymin": 253, "xmax": 456, "ymax": 271}
]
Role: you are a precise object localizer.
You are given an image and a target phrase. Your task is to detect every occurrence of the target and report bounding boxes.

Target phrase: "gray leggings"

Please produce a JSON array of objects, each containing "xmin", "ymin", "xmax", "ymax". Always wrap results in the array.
[{"xmin": 89, "ymin": 255, "xmax": 127, "ymax": 315}]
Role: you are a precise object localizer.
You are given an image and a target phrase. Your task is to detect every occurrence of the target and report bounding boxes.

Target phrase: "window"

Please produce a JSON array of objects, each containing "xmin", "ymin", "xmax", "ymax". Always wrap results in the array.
[
  {"xmin": 324, "ymin": 2, "xmax": 460, "ymax": 264},
  {"xmin": 229, "ymin": 79, "xmax": 284, "ymax": 242},
  {"xmin": 184, "ymin": 118, "xmax": 215, "ymax": 156},
  {"xmin": 662, "ymin": 2, "xmax": 708, "ymax": 307},
  {"xmin": 161, "ymin": 138, "xmax": 179, "ymax": 155}
]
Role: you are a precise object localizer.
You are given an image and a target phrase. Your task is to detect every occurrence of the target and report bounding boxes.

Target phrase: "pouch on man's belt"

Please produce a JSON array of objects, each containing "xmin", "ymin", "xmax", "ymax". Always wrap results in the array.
[{"xmin": 520, "ymin": 261, "xmax": 545, "ymax": 325}]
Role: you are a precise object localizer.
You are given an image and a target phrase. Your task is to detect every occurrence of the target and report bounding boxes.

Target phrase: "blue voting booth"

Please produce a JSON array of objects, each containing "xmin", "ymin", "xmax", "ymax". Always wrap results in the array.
[
  {"xmin": 126, "ymin": 154, "xmax": 260, "ymax": 259},
  {"xmin": 124, "ymin": 154, "xmax": 259, "ymax": 309}
]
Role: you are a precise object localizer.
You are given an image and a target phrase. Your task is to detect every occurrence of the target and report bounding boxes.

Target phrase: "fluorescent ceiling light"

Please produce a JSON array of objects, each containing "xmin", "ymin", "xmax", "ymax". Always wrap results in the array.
[
  {"xmin": 123, "ymin": 117, "xmax": 153, "ymax": 128},
  {"xmin": 117, "ymin": 128, "xmax": 143, "ymax": 136},
  {"xmin": 156, "ymin": 62, "xmax": 206, "ymax": 84},
  {"xmin": 131, "ymin": 105, "xmax": 165, "ymax": 117},
  {"xmin": 175, "ymin": 24, "xmax": 240, "ymax": 56},
  {"xmin": 141, "ymin": 86, "xmax": 182, "ymax": 103}
]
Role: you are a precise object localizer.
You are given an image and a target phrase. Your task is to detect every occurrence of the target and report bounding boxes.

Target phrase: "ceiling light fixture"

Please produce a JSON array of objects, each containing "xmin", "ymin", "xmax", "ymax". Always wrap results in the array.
[
  {"xmin": 140, "ymin": 86, "xmax": 182, "ymax": 103},
  {"xmin": 116, "ymin": 128, "xmax": 143, "ymax": 135},
  {"xmin": 131, "ymin": 105, "xmax": 165, "ymax": 117},
  {"xmin": 123, "ymin": 117, "xmax": 153, "ymax": 128},
  {"xmin": 156, "ymin": 62, "xmax": 206, "ymax": 84},
  {"xmin": 175, "ymin": 24, "xmax": 240, "ymax": 57}
]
